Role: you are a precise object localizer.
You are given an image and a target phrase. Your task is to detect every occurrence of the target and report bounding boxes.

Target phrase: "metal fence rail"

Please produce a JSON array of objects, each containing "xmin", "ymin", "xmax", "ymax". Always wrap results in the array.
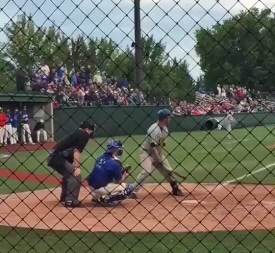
[{"xmin": 0, "ymin": 0, "xmax": 275, "ymax": 252}]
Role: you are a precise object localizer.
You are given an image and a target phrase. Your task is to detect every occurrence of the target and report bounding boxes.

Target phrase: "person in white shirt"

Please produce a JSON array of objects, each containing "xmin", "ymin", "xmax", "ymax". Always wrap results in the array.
[
  {"xmin": 33, "ymin": 119, "xmax": 48, "ymax": 143},
  {"xmin": 217, "ymin": 84, "xmax": 221, "ymax": 98},
  {"xmin": 226, "ymin": 111, "xmax": 234, "ymax": 140},
  {"xmin": 221, "ymin": 88, "xmax": 227, "ymax": 99},
  {"xmin": 130, "ymin": 109, "xmax": 184, "ymax": 198},
  {"xmin": 21, "ymin": 106, "xmax": 34, "ymax": 144}
]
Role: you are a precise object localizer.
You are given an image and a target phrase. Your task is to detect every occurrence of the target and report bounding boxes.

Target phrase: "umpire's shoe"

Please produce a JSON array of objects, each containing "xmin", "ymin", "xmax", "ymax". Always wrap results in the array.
[{"xmin": 63, "ymin": 200, "xmax": 85, "ymax": 208}]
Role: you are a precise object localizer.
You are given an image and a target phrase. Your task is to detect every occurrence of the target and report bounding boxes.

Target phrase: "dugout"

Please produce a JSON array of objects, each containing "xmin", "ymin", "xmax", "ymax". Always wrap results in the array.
[{"xmin": 0, "ymin": 93, "xmax": 54, "ymax": 142}]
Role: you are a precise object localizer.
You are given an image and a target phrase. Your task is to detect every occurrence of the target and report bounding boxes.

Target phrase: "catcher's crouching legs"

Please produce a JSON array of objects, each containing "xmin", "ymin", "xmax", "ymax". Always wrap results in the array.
[{"xmin": 90, "ymin": 183, "xmax": 133, "ymax": 206}]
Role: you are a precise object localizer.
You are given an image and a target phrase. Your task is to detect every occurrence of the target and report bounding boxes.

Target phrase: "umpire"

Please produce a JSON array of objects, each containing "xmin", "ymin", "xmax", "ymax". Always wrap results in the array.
[{"xmin": 47, "ymin": 121, "xmax": 95, "ymax": 208}]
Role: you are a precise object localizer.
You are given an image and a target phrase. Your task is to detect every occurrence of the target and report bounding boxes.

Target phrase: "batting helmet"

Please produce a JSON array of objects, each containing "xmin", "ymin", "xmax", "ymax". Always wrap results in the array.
[{"xmin": 158, "ymin": 109, "xmax": 172, "ymax": 120}]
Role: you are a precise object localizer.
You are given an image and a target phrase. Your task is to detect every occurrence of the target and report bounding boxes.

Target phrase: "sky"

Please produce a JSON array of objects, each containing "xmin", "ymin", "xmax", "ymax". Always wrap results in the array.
[{"xmin": 0, "ymin": 0, "xmax": 275, "ymax": 79}]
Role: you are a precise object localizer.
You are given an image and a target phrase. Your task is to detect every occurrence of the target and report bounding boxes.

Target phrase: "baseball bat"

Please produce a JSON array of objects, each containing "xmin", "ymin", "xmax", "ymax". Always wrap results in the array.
[{"xmin": 171, "ymin": 170, "xmax": 187, "ymax": 180}]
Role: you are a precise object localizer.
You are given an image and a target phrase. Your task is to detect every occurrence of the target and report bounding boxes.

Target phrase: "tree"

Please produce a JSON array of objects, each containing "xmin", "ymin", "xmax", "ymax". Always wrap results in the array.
[
  {"xmin": 2, "ymin": 13, "xmax": 194, "ymax": 100},
  {"xmin": 4, "ymin": 14, "xmax": 46, "ymax": 75},
  {"xmin": 0, "ymin": 50, "xmax": 17, "ymax": 92},
  {"xmin": 195, "ymin": 8, "xmax": 275, "ymax": 90}
]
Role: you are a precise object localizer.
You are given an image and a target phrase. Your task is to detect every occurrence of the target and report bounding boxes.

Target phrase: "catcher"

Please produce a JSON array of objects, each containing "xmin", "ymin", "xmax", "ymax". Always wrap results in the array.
[
  {"xmin": 87, "ymin": 139, "xmax": 133, "ymax": 206},
  {"xmin": 130, "ymin": 109, "xmax": 184, "ymax": 199}
]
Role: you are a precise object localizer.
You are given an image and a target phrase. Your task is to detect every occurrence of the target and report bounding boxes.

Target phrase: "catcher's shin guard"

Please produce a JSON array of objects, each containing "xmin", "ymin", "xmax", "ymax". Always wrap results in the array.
[{"xmin": 105, "ymin": 184, "xmax": 134, "ymax": 203}]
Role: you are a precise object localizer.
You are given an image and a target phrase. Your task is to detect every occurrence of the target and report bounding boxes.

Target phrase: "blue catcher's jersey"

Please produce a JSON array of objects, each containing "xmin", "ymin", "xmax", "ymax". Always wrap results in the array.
[{"xmin": 87, "ymin": 153, "xmax": 122, "ymax": 189}]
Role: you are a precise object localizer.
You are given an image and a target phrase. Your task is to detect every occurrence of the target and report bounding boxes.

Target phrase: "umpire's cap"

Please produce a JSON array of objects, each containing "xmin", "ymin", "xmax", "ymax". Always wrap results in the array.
[
  {"xmin": 80, "ymin": 121, "xmax": 95, "ymax": 131},
  {"xmin": 106, "ymin": 139, "xmax": 123, "ymax": 153},
  {"xmin": 158, "ymin": 109, "xmax": 172, "ymax": 120}
]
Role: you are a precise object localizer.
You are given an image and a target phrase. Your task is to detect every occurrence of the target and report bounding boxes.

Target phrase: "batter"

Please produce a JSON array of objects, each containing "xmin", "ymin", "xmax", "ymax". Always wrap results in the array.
[{"xmin": 131, "ymin": 109, "xmax": 184, "ymax": 198}]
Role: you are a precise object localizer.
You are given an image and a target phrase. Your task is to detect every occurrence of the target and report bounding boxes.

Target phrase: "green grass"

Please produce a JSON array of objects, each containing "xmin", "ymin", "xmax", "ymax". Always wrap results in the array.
[
  {"xmin": 0, "ymin": 226, "xmax": 274, "ymax": 253},
  {"xmin": 1, "ymin": 126, "xmax": 275, "ymax": 252},
  {"xmin": 1, "ymin": 125, "xmax": 275, "ymax": 194}
]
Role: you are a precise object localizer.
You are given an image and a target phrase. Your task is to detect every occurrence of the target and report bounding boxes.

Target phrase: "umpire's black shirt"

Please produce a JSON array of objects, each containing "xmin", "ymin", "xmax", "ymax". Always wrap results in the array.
[{"xmin": 53, "ymin": 129, "xmax": 89, "ymax": 158}]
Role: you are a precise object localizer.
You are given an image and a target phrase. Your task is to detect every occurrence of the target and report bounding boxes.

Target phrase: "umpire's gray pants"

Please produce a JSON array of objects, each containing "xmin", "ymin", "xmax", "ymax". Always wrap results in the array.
[{"xmin": 47, "ymin": 155, "xmax": 81, "ymax": 204}]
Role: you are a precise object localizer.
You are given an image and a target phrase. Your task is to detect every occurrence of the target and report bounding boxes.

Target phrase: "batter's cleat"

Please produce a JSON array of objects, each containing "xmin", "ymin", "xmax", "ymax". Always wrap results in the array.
[
  {"xmin": 63, "ymin": 201, "xmax": 85, "ymax": 208},
  {"xmin": 172, "ymin": 188, "xmax": 184, "ymax": 196}
]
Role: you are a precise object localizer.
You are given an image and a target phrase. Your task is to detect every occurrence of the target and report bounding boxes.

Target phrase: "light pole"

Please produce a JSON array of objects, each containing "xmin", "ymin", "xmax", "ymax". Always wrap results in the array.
[{"xmin": 134, "ymin": 0, "xmax": 143, "ymax": 88}]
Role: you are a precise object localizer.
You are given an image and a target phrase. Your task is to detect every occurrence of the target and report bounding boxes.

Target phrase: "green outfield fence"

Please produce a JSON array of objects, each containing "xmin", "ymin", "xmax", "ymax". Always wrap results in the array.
[
  {"xmin": 1, "ymin": 1, "xmax": 275, "ymax": 252},
  {"xmin": 55, "ymin": 107, "xmax": 275, "ymax": 139}
]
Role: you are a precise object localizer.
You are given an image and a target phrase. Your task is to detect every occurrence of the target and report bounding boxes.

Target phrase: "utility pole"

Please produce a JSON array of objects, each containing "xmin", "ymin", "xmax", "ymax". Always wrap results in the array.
[{"xmin": 134, "ymin": 0, "xmax": 143, "ymax": 87}]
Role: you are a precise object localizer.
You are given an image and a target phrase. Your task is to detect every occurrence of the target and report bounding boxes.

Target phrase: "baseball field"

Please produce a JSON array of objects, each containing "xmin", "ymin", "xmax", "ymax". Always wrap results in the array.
[{"xmin": 0, "ymin": 125, "xmax": 275, "ymax": 252}]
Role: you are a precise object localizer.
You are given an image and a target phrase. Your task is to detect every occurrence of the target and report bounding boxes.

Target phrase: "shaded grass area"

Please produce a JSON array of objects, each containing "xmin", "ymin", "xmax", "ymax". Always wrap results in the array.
[{"xmin": 0, "ymin": 226, "xmax": 274, "ymax": 253}]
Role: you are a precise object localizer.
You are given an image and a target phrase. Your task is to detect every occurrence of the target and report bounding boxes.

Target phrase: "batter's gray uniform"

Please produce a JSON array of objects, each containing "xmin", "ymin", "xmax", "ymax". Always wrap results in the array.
[
  {"xmin": 226, "ymin": 113, "xmax": 233, "ymax": 140},
  {"xmin": 132, "ymin": 123, "xmax": 175, "ymax": 193}
]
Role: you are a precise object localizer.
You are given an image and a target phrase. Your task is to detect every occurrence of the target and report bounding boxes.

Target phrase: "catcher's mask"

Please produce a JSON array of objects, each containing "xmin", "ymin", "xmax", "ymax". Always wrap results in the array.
[{"xmin": 106, "ymin": 139, "xmax": 123, "ymax": 156}]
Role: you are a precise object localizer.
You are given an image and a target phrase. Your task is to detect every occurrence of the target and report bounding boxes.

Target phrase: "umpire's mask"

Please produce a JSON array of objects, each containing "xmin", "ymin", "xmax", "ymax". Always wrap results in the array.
[{"xmin": 80, "ymin": 121, "xmax": 95, "ymax": 138}]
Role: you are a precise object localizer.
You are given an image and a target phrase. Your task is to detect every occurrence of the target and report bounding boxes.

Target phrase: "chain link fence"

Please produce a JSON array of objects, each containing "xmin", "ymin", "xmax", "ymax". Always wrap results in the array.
[{"xmin": 0, "ymin": 0, "xmax": 275, "ymax": 252}]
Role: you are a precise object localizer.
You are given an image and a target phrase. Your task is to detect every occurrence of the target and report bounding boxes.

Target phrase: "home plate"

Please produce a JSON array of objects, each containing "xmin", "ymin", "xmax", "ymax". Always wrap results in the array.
[{"xmin": 0, "ymin": 154, "xmax": 10, "ymax": 159}]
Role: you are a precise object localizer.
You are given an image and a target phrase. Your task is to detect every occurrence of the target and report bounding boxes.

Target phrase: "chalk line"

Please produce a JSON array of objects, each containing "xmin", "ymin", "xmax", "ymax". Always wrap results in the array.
[
  {"xmin": 224, "ymin": 139, "xmax": 250, "ymax": 144},
  {"xmin": 218, "ymin": 162, "xmax": 275, "ymax": 188}
]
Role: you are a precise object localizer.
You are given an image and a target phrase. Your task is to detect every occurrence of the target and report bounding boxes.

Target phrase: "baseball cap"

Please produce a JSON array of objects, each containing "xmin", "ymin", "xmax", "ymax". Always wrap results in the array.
[
  {"xmin": 80, "ymin": 121, "xmax": 95, "ymax": 131},
  {"xmin": 106, "ymin": 139, "xmax": 123, "ymax": 153},
  {"xmin": 158, "ymin": 109, "xmax": 172, "ymax": 120}
]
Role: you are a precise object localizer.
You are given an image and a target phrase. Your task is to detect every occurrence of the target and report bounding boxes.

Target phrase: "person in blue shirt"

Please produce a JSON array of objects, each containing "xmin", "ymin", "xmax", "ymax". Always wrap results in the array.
[
  {"xmin": 87, "ymin": 139, "xmax": 133, "ymax": 206},
  {"xmin": 11, "ymin": 108, "xmax": 20, "ymax": 144}
]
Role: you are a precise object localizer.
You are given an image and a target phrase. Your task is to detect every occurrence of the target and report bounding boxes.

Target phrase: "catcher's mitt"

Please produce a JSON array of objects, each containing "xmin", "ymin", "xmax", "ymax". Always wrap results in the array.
[
  {"xmin": 113, "ymin": 157, "xmax": 132, "ymax": 174},
  {"xmin": 121, "ymin": 164, "xmax": 132, "ymax": 174}
]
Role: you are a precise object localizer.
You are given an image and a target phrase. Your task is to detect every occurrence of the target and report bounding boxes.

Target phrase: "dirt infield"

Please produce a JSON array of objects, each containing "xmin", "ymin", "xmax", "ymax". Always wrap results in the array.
[{"xmin": 0, "ymin": 183, "xmax": 274, "ymax": 233}]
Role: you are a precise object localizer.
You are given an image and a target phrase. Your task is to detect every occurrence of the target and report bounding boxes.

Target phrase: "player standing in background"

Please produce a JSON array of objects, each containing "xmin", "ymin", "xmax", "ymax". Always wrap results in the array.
[
  {"xmin": 4, "ymin": 109, "xmax": 14, "ymax": 145},
  {"xmin": 47, "ymin": 121, "xmax": 95, "ymax": 208},
  {"xmin": 11, "ymin": 108, "xmax": 20, "ymax": 145},
  {"xmin": 87, "ymin": 139, "xmax": 133, "ymax": 207},
  {"xmin": 226, "ymin": 111, "xmax": 234, "ymax": 140},
  {"xmin": 131, "ymin": 109, "xmax": 184, "ymax": 199},
  {"xmin": 21, "ymin": 106, "xmax": 34, "ymax": 144},
  {"xmin": 33, "ymin": 119, "xmax": 48, "ymax": 143},
  {"xmin": 0, "ymin": 107, "xmax": 7, "ymax": 146}
]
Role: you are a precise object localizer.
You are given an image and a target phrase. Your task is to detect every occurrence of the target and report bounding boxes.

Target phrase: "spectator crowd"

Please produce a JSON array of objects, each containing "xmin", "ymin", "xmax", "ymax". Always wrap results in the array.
[
  {"xmin": 23, "ymin": 61, "xmax": 271, "ymax": 115},
  {"xmin": 170, "ymin": 84, "xmax": 268, "ymax": 116},
  {"xmin": 26, "ymin": 62, "xmax": 154, "ymax": 108}
]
